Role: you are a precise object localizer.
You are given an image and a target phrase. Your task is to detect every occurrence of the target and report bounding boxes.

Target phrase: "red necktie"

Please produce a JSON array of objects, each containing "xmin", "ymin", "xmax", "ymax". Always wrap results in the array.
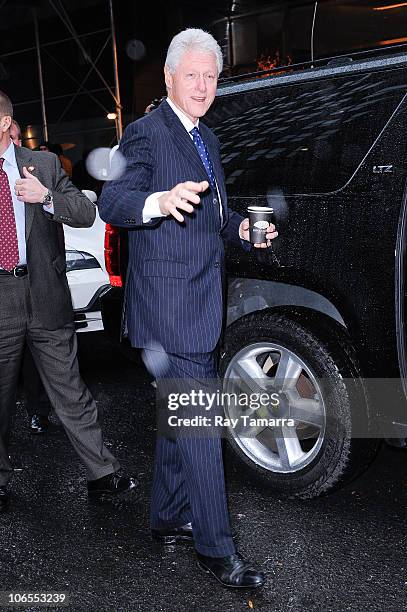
[{"xmin": 0, "ymin": 157, "xmax": 19, "ymax": 271}]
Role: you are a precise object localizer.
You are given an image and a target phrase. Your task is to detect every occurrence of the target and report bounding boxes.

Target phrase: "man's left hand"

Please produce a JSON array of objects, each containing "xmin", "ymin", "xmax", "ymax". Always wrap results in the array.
[
  {"xmin": 239, "ymin": 218, "xmax": 278, "ymax": 248},
  {"xmin": 15, "ymin": 167, "xmax": 48, "ymax": 203}
]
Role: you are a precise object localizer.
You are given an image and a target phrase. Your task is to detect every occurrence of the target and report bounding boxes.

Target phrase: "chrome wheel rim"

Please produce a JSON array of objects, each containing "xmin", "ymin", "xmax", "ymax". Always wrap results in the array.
[{"xmin": 223, "ymin": 342, "xmax": 326, "ymax": 474}]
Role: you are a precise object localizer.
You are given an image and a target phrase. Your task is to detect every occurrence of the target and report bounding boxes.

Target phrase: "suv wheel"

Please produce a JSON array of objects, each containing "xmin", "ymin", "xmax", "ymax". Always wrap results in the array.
[{"xmin": 220, "ymin": 311, "xmax": 379, "ymax": 499}]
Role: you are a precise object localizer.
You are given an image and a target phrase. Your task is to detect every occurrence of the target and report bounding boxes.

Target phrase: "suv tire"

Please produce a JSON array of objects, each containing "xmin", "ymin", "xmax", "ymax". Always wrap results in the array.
[{"xmin": 219, "ymin": 311, "xmax": 380, "ymax": 499}]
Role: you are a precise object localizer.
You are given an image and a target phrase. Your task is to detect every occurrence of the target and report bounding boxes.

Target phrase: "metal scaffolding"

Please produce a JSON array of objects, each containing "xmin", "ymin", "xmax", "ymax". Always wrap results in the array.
[{"xmin": 0, "ymin": 0, "xmax": 123, "ymax": 142}]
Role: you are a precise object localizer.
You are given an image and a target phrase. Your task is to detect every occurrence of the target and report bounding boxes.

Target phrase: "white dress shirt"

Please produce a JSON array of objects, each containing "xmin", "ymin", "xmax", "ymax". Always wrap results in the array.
[
  {"xmin": 1, "ymin": 141, "xmax": 26, "ymax": 266},
  {"xmin": 142, "ymin": 97, "xmax": 223, "ymax": 223}
]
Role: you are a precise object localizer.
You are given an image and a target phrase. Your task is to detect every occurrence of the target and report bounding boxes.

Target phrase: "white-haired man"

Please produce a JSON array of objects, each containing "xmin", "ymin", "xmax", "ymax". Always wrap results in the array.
[{"xmin": 99, "ymin": 29, "xmax": 278, "ymax": 588}]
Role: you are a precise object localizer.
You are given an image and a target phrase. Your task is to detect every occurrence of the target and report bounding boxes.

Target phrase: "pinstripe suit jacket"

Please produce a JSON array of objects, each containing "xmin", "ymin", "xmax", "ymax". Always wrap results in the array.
[{"xmin": 98, "ymin": 99, "xmax": 244, "ymax": 353}]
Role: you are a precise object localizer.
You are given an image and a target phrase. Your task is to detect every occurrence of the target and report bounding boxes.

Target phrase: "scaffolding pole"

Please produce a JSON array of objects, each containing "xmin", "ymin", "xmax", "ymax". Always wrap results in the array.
[
  {"xmin": 33, "ymin": 8, "xmax": 48, "ymax": 141},
  {"xmin": 109, "ymin": 0, "xmax": 123, "ymax": 141}
]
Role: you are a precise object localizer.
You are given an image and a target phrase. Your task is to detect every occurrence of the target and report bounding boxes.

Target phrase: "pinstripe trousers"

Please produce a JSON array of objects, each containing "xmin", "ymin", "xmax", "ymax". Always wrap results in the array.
[
  {"xmin": 146, "ymin": 349, "xmax": 236, "ymax": 557},
  {"xmin": 0, "ymin": 274, "xmax": 120, "ymax": 485}
]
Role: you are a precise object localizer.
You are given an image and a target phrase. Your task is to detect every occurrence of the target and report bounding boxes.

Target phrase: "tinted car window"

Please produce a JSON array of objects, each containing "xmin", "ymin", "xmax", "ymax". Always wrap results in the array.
[{"xmin": 208, "ymin": 69, "xmax": 407, "ymax": 195}]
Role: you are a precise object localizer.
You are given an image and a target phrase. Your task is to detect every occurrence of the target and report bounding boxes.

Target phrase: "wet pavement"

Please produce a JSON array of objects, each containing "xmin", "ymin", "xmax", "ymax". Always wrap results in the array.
[{"xmin": 2, "ymin": 332, "xmax": 407, "ymax": 612}]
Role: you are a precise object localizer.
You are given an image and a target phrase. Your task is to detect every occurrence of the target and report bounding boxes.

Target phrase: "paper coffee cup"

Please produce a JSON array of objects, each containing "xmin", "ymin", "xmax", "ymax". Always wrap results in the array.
[{"xmin": 248, "ymin": 206, "xmax": 274, "ymax": 244}]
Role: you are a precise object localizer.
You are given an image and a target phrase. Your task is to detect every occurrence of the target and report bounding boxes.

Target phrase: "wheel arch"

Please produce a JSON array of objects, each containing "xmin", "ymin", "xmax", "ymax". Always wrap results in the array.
[
  {"xmin": 227, "ymin": 277, "xmax": 346, "ymax": 329},
  {"xmin": 225, "ymin": 278, "xmax": 360, "ymax": 366}
]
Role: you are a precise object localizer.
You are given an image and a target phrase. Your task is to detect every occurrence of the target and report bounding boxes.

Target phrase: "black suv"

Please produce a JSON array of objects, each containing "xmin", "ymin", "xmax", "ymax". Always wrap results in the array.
[{"xmin": 101, "ymin": 47, "xmax": 407, "ymax": 499}]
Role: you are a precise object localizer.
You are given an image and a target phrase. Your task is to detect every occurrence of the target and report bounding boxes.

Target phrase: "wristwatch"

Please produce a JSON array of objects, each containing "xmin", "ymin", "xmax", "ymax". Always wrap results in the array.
[{"xmin": 41, "ymin": 189, "xmax": 53, "ymax": 206}]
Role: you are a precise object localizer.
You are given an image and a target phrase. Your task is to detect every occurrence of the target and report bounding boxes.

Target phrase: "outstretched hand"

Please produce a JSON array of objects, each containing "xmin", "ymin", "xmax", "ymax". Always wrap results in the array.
[{"xmin": 158, "ymin": 180, "xmax": 209, "ymax": 223}]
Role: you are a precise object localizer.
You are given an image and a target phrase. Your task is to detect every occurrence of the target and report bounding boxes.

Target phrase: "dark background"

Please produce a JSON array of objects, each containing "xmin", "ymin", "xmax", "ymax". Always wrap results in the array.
[{"xmin": 1, "ymin": 0, "xmax": 406, "ymax": 164}]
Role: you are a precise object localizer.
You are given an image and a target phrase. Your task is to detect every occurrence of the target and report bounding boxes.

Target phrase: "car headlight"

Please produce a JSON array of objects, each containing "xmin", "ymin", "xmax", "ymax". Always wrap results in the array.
[{"xmin": 66, "ymin": 250, "xmax": 101, "ymax": 272}]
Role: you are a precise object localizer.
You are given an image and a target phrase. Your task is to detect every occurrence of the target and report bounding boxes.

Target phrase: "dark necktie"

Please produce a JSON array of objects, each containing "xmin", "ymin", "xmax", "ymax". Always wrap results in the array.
[
  {"xmin": 190, "ymin": 127, "xmax": 216, "ymax": 189},
  {"xmin": 0, "ymin": 157, "xmax": 19, "ymax": 271}
]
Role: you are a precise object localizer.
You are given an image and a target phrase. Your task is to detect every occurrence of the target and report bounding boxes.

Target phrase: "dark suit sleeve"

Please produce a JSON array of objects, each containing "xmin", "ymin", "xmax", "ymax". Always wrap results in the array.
[
  {"xmin": 49, "ymin": 154, "xmax": 96, "ymax": 228},
  {"xmin": 221, "ymin": 209, "xmax": 247, "ymax": 247},
  {"xmin": 97, "ymin": 121, "xmax": 159, "ymax": 229}
]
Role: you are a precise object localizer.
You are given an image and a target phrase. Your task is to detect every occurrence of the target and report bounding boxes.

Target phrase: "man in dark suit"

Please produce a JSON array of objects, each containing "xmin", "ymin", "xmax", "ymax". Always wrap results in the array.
[
  {"xmin": 98, "ymin": 29, "xmax": 277, "ymax": 588},
  {"xmin": 0, "ymin": 90, "xmax": 137, "ymax": 512}
]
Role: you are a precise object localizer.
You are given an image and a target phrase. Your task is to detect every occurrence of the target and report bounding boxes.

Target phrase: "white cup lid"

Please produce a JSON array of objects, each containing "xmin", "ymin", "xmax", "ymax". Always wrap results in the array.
[{"xmin": 247, "ymin": 206, "xmax": 274, "ymax": 213}]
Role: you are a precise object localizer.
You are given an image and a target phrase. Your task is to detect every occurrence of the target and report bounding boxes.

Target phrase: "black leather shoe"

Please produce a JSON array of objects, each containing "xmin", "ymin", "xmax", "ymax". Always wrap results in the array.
[
  {"xmin": 29, "ymin": 414, "xmax": 49, "ymax": 434},
  {"xmin": 87, "ymin": 473, "xmax": 138, "ymax": 498},
  {"xmin": 0, "ymin": 486, "xmax": 10, "ymax": 512},
  {"xmin": 151, "ymin": 523, "xmax": 193, "ymax": 544},
  {"xmin": 197, "ymin": 552, "xmax": 265, "ymax": 589}
]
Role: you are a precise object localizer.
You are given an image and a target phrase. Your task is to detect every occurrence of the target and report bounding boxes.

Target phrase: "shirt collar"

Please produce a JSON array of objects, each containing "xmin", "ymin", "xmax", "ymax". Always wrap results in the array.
[
  {"xmin": 2, "ymin": 140, "xmax": 17, "ymax": 168},
  {"xmin": 166, "ymin": 97, "xmax": 199, "ymax": 134}
]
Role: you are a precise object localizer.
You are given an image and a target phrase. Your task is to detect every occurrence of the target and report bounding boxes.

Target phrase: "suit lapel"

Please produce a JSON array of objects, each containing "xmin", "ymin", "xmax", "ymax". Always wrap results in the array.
[
  {"xmin": 159, "ymin": 100, "xmax": 209, "ymax": 183},
  {"xmin": 159, "ymin": 100, "xmax": 228, "ymax": 227},
  {"xmin": 14, "ymin": 145, "xmax": 35, "ymax": 241}
]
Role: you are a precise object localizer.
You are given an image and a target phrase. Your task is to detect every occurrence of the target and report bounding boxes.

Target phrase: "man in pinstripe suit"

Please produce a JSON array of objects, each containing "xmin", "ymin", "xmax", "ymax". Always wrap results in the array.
[{"xmin": 98, "ymin": 29, "xmax": 277, "ymax": 588}]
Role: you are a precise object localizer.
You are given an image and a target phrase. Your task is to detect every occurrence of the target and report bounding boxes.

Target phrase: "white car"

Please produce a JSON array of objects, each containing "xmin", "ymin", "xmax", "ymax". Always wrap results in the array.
[{"xmin": 63, "ymin": 192, "xmax": 110, "ymax": 333}]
